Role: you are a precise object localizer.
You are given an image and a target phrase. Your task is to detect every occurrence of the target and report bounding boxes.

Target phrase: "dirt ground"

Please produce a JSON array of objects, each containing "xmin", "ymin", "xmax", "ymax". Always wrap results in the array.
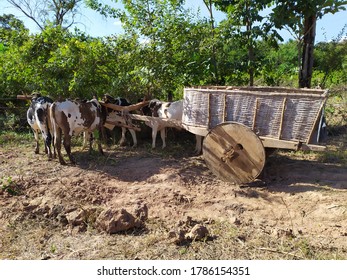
[{"xmin": 0, "ymin": 130, "xmax": 346, "ymax": 260}]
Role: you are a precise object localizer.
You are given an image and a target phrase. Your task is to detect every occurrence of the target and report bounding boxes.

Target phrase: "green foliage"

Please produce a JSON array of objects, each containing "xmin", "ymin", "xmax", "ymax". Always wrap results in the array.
[
  {"xmin": 314, "ymin": 27, "xmax": 347, "ymax": 88},
  {"xmin": 0, "ymin": 14, "xmax": 29, "ymax": 46},
  {"xmin": 213, "ymin": 0, "xmax": 280, "ymax": 85},
  {"xmin": 259, "ymin": 40, "xmax": 298, "ymax": 86},
  {"xmin": 270, "ymin": 0, "xmax": 347, "ymax": 87},
  {"xmin": 1, "ymin": 1, "xmax": 347, "ymax": 106}
]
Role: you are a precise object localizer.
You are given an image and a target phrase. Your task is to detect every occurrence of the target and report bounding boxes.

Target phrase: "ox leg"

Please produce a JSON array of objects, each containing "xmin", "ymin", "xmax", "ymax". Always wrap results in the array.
[
  {"xmin": 89, "ymin": 132, "xmax": 94, "ymax": 154},
  {"xmin": 44, "ymin": 142, "xmax": 48, "ymax": 154},
  {"xmin": 119, "ymin": 127, "xmax": 127, "ymax": 146},
  {"xmin": 52, "ymin": 136, "xmax": 56, "ymax": 159},
  {"xmin": 129, "ymin": 129, "xmax": 137, "ymax": 148},
  {"xmin": 63, "ymin": 134, "xmax": 75, "ymax": 164},
  {"xmin": 81, "ymin": 131, "xmax": 89, "ymax": 151},
  {"xmin": 55, "ymin": 128, "xmax": 66, "ymax": 165},
  {"xmin": 194, "ymin": 135, "xmax": 203, "ymax": 155},
  {"xmin": 151, "ymin": 125, "xmax": 158, "ymax": 149},
  {"xmin": 43, "ymin": 131, "xmax": 53, "ymax": 159},
  {"xmin": 160, "ymin": 128, "xmax": 166, "ymax": 149},
  {"xmin": 32, "ymin": 129, "xmax": 40, "ymax": 154},
  {"xmin": 97, "ymin": 128, "xmax": 104, "ymax": 155}
]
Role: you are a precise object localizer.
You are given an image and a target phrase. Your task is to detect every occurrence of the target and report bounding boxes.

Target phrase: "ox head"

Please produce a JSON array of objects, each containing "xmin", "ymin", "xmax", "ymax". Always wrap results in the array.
[
  {"xmin": 103, "ymin": 94, "xmax": 131, "ymax": 106},
  {"xmin": 31, "ymin": 92, "xmax": 42, "ymax": 101},
  {"xmin": 148, "ymin": 99, "xmax": 163, "ymax": 117},
  {"xmin": 103, "ymin": 94, "xmax": 116, "ymax": 104}
]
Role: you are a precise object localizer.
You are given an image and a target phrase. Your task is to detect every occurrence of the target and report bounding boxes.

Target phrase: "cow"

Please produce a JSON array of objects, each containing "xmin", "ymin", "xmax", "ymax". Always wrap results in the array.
[
  {"xmin": 50, "ymin": 98, "xmax": 106, "ymax": 165},
  {"xmin": 26, "ymin": 93, "xmax": 55, "ymax": 159},
  {"xmin": 103, "ymin": 94, "xmax": 137, "ymax": 147},
  {"xmin": 144, "ymin": 99, "xmax": 203, "ymax": 154}
]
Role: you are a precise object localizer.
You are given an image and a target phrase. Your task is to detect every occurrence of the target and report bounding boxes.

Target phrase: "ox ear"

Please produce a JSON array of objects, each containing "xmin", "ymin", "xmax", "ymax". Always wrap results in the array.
[
  {"xmin": 149, "ymin": 100, "xmax": 157, "ymax": 109},
  {"xmin": 103, "ymin": 94, "xmax": 111, "ymax": 102}
]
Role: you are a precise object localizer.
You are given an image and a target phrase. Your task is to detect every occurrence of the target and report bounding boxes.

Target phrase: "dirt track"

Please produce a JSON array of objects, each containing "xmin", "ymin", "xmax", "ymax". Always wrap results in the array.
[{"xmin": 1, "ymin": 134, "xmax": 347, "ymax": 259}]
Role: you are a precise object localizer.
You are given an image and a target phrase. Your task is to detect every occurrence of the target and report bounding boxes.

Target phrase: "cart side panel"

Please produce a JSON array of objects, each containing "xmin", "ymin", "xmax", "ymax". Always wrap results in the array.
[
  {"xmin": 183, "ymin": 89, "xmax": 209, "ymax": 127},
  {"xmin": 249, "ymin": 96, "xmax": 284, "ymax": 138},
  {"xmin": 281, "ymin": 97, "xmax": 324, "ymax": 142},
  {"xmin": 210, "ymin": 93, "xmax": 226, "ymax": 127},
  {"xmin": 225, "ymin": 94, "xmax": 256, "ymax": 129}
]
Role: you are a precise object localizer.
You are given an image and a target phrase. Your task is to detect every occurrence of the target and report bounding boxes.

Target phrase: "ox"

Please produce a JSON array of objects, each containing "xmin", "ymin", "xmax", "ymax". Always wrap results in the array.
[
  {"xmin": 27, "ymin": 94, "xmax": 55, "ymax": 159},
  {"xmin": 145, "ymin": 99, "xmax": 203, "ymax": 154},
  {"xmin": 50, "ymin": 98, "xmax": 106, "ymax": 165},
  {"xmin": 103, "ymin": 94, "xmax": 137, "ymax": 147}
]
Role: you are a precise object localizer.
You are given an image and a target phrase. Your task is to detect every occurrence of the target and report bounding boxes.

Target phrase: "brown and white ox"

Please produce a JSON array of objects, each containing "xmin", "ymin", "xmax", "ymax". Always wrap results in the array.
[
  {"xmin": 144, "ymin": 99, "xmax": 203, "ymax": 153},
  {"xmin": 27, "ymin": 94, "xmax": 55, "ymax": 159},
  {"xmin": 50, "ymin": 98, "xmax": 106, "ymax": 165}
]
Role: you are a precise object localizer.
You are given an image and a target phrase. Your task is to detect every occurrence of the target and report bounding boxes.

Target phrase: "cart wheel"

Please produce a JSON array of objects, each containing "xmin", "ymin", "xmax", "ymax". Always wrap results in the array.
[{"xmin": 203, "ymin": 122, "xmax": 266, "ymax": 185}]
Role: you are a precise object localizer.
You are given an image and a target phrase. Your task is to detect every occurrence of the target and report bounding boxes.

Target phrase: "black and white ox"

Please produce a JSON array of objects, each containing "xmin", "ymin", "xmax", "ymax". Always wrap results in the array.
[
  {"xmin": 145, "ymin": 99, "xmax": 203, "ymax": 153},
  {"xmin": 103, "ymin": 94, "xmax": 137, "ymax": 147},
  {"xmin": 50, "ymin": 98, "xmax": 106, "ymax": 165},
  {"xmin": 27, "ymin": 94, "xmax": 55, "ymax": 159}
]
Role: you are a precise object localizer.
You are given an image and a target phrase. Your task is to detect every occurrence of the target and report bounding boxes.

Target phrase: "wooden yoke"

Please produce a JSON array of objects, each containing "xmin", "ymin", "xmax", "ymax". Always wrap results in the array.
[
  {"xmin": 100, "ymin": 100, "xmax": 149, "ymax": 112},
  {"xmin": 17, "ymin": 95, "xmax": 32, "ymax": 100}
]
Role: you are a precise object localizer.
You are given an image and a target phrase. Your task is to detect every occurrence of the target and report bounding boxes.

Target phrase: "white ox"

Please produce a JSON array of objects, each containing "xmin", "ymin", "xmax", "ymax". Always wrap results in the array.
[
  {"xmin": 50, "ymin": 98, "xmax": 106, "ymax": 165},
  {"xmin": 145, "ymin": 99, "xmax": 202, "ymax": 153},
  {"xmin": 26, "ymin": 94, "xmax": 55, "ymax": 159}
]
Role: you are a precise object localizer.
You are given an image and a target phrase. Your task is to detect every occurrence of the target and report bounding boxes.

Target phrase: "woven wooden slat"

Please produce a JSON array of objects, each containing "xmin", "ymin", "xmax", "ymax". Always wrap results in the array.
[{"xmin": 183, "ymin": 86, "xmax": 328, "ymax": 145}]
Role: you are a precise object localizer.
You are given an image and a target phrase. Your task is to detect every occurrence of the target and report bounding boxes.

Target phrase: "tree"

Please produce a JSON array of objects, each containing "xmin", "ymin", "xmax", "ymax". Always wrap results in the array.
[
  {"xmin": 213, "ymin": 0, "xmax": 279, "ymax": 86},
  {"xmin": 271, "ymin": 0, "xmax": 347, "ymax": 88},
  {"xmin": 0, "ymin": 13, "xmax": 29, "ymax": 46},
  {"xmin": 202, "ymin": 0, "xmax": 219, "ymax": 83},
  {"xmin": 314, "ymin": 25, "xmax": 347, "ymax": 88},
  {"xmin": 87, "ymin": 0, "xmax": 214, "ymax": 99},
  {"xmin": 259, "ymin": 39, "xmax": 298, "ymax": 86},
  {"xmin": 5, "ymin": 0, "xmax": 84, "ymax": 30}
]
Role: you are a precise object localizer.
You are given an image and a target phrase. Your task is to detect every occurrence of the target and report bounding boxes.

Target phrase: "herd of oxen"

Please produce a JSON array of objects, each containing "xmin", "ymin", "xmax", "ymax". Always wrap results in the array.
[{"xmin": 26, "ymin": 94, "xmax": 202, "ymax": 165}]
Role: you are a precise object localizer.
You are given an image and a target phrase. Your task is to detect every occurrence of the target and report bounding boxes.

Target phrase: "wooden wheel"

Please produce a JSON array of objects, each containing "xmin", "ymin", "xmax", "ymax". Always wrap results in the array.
[{"xmin": 203, "ymin": 122, "xmax": 266, "ymax": 184}]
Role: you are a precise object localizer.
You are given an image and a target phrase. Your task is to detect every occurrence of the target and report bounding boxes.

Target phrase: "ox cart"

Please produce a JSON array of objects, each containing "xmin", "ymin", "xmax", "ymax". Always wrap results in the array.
[
  {"xmin": 20, "ymin": 86, "xmax": 329, "ymax": 185},
  {"xmin": 181, "ymin": 86, "xmax": 328, "ymax": 184},
  {"xmin": 103, "ymin": 86, "xmax": 328, "ymax": 185}
]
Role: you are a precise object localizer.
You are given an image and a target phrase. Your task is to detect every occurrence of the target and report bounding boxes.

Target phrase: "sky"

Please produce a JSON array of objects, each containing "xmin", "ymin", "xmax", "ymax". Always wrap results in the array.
[{"xmin": 1, "ymin": 0, "xmax": 347, "ymax": 43}]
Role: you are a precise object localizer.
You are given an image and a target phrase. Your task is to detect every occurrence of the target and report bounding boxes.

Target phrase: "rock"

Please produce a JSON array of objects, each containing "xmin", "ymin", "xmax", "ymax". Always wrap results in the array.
[
  {"xmin": 65, "ymin": 207, "xmax": 100, "ymax": 232},
  {"xmin": 133, "ymin": 202, "xmax": 148, "ymax": 224},
  {"xmin": 96, "ymin": 208, "xmax": 138, "ymax": 234},
  {"xmin": 50, "ymin": 204, "xmax": 64, "ymax": 218},
  {"xmin": 185, "ymin": 224, "xmax": 209, "ymax": 241},
  {"xmin": 65, "ymin": 209, "xmax": 86, "ymax": 227},
  {"xmin": 168, "ymin": 229, "xmax": 187, "ymax": 245}
]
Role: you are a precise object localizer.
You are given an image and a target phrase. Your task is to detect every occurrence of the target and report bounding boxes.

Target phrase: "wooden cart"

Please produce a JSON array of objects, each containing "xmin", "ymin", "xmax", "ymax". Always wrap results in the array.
[{"xmin": 181, "ymin": 86, "xmax": 328, "ymax": 184}]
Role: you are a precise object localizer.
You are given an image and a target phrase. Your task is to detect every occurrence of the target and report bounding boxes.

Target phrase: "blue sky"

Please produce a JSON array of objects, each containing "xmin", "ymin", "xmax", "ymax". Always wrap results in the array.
[{"xmin": 1, "ymin": 0, "xmax": 347, "ymax": 42}]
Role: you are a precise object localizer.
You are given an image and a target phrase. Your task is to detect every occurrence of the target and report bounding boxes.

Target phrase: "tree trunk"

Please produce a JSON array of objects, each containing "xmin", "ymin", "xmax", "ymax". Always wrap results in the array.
[
  {"xmin": 245, "ymin": 3, "xmax": 254, "ymax": 86},
  {"xmin": 248, "ymin": 44, "xmax": 254, "ymax": 86},
  {"xmin": 299, "ymin": 15, "xmax": 316, "ymax": 88},
  {"xmin": 204, "ymin": 0, "xmax": 218, "ymax": 84}
]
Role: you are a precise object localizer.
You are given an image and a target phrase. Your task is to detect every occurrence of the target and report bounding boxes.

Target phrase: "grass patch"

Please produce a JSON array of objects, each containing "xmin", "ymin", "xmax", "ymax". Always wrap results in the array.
[
  {"xmin": 0, "ymin": 176, "xmax": 22, "ymax": 196},
  {"xmin": 0, "ymin": 131, "xmax": 32, "ymax": 147}
]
